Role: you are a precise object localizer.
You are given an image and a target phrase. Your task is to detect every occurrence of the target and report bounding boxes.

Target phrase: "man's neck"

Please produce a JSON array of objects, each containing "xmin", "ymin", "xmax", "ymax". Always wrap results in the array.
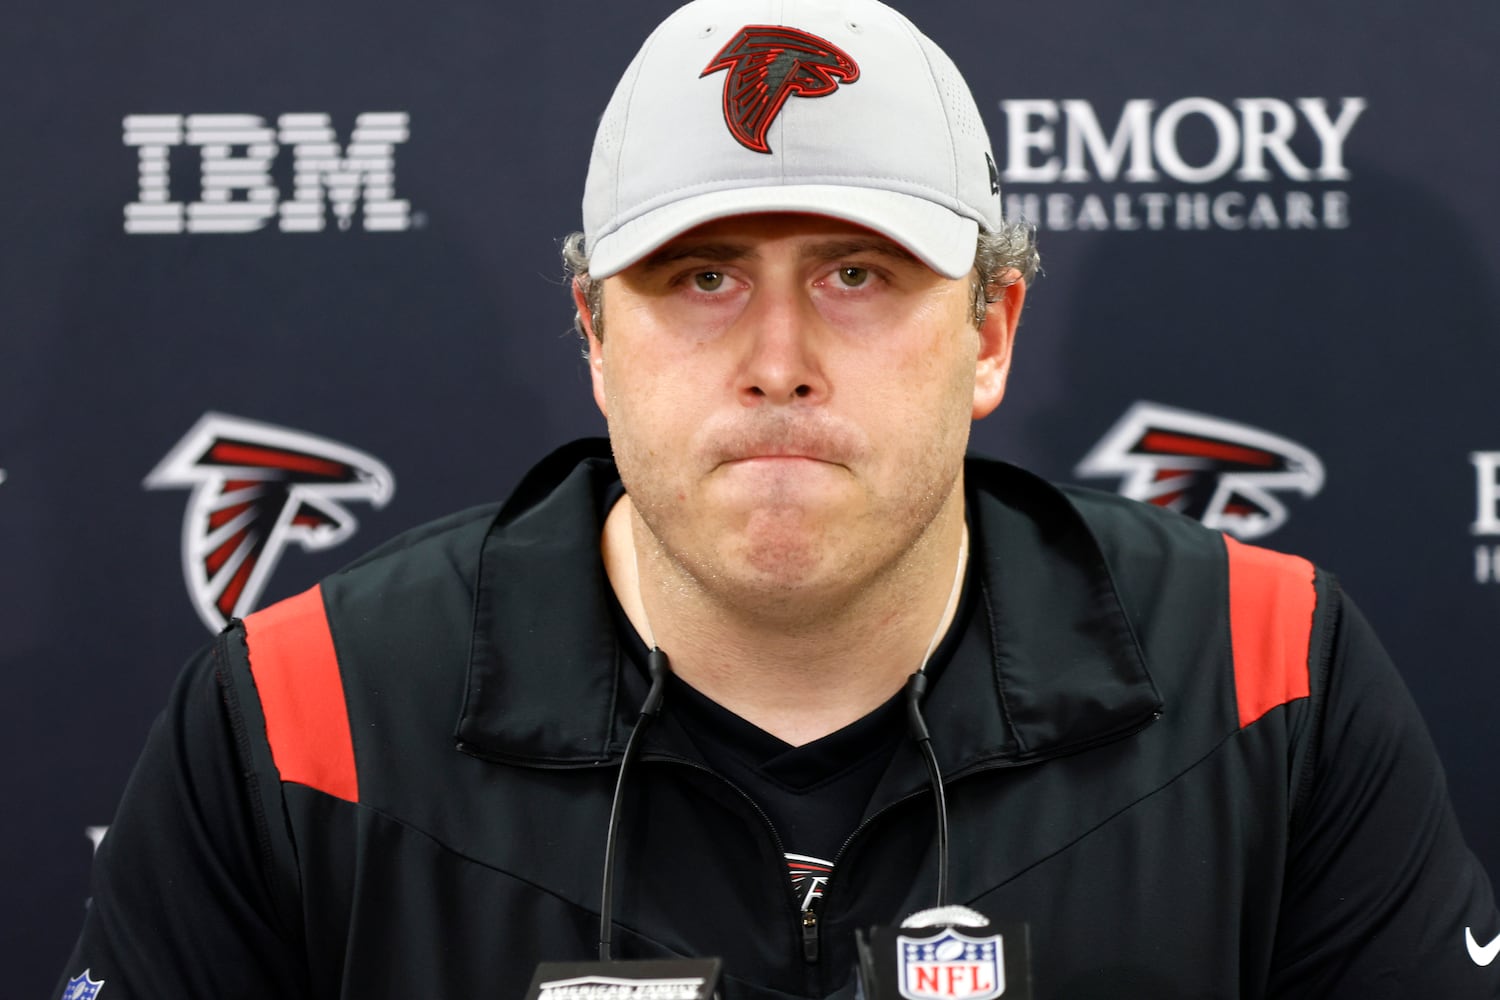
[{"xmin": 600, "ymin": 493, "xmax": 969, "ymax": 746}]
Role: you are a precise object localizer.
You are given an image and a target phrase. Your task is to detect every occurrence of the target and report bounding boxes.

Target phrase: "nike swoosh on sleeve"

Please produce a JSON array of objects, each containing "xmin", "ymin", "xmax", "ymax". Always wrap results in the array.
[{"xmin": 1467, "ymin": 926, "xmax": 1500, "ymax": 967}]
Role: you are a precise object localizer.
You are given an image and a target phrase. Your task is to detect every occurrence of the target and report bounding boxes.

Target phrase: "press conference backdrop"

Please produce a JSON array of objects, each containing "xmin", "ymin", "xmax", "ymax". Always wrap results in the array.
[{"xmin": 3, "ymin": 1, "xmax": 1497, "ymax": 992}]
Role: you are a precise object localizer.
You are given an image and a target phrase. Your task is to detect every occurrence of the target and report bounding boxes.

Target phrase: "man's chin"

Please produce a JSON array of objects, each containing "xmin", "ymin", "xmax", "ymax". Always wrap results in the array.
[
  {"xmin": 704, "ymin": 462, "xmax": 856, "ymax": 525},
  {"xmin": 706, "ymin": 555, "xmax": 856, "ymax": 624},
  {"xmin": 712, "ymin": 518, "xmax": 857, "ymax": 600}
]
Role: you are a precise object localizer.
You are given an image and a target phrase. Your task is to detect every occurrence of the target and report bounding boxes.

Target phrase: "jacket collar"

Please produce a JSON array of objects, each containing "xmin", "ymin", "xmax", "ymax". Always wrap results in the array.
[{"xmin": 456, "ymin": 439, "xmax": 1161, "ymax": 772}]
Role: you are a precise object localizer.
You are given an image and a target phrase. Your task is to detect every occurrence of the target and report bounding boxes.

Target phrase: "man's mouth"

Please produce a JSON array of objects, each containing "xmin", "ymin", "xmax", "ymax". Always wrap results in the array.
[{"xmin": 706, "ymin": 419, "xmax": 863, "ymax": 470}]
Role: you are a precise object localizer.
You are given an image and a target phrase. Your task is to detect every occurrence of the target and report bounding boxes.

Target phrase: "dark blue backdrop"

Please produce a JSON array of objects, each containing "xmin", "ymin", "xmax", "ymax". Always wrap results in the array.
[{"xmin": 4, "ymin": 2, "xmax": 1497, "ymax": 995}]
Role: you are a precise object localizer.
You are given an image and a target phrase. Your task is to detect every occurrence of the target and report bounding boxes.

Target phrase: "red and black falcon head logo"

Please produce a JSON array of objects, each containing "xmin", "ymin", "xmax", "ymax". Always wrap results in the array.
[
  {"xmin": 701, "ymin": 25, "xmax": 859, "ymax": 153},
  {"xmin": 144, "ymin": 413, "xmax": 394, "ymax": 632},
  {"xmin": 1075, "ymin": 401, "xmax": 1324, "ymax": 541}
]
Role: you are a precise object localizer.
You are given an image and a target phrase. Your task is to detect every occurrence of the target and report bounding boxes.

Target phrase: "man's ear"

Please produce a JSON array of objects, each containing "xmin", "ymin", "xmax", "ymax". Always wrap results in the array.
[
  {"xmin": 972, "ymin": 273, "xmax": 1025, "ymax": 420},
  {"xmin": 574, "ymin": 279, "xmax": 609, "ymax": 419}
]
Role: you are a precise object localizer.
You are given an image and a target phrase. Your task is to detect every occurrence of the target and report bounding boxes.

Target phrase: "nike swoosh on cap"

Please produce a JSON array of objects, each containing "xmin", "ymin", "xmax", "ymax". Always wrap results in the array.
[{"xmin": 1467, "ymin": 926, "xmax": 1500, "ymax": 967}]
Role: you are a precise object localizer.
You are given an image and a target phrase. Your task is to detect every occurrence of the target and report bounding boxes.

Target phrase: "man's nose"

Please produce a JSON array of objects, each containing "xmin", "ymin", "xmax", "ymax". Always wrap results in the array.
[{"xmin": 735, "ymin": 292, "xmax": 829, "ymax": 406}]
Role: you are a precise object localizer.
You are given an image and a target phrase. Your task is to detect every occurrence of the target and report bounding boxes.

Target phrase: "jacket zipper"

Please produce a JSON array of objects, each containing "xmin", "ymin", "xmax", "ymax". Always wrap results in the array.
[{"xmin": 802, "ymin": 904, "xmax": 820, "ymax": 962}]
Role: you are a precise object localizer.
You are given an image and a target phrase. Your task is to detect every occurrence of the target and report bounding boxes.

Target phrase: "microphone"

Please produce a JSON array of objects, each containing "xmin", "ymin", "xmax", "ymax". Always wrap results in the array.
[
  {"xmin": 854, "ymin": 906, "xmax": 1032, "ymax": 1000},
  {"xmin": 525, "ymin": 648, "xmax": 723, "ymax": 1000},
  {"xmin": 524, "ymin": 958, "xmax": 722, "ymax": 1000},
  {"xmin": 903, "ymin": 672, "xmax": 948, "ymax": 908}
]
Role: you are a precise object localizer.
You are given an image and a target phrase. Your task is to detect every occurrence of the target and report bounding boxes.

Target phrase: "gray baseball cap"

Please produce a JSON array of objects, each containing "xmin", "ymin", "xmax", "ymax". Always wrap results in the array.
[{"xmin": 582, "ymin": 0, "xmax": 1003, "ymax": 280}]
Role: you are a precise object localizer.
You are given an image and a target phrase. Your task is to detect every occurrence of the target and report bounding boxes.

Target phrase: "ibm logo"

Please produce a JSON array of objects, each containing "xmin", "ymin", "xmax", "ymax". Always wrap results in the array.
[{"xmin": 123, "ymin": 112, "xmax": 413, "ymax": 234}]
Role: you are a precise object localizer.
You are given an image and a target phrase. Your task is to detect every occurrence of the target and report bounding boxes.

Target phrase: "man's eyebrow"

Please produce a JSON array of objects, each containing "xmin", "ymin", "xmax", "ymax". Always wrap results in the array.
[
  {"xmin": 637, "ymin": 242, "xmax": 758, "ymax": 272},
  {"xmin": 802, "ymin": 238, "xmax": 919, "ymax": 265},
  {"xmin": 636, "ymin": 236, "xmax": 921, "ymax": 272}
]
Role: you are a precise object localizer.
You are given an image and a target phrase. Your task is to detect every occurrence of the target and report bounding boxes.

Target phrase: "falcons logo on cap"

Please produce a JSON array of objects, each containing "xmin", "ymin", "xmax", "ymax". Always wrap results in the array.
[
  {"xmin": 702, "ymin": 25, "xmax": 859, "ymax": 153},
  {"xmin": 145, "ymin": 413, "xmax": 394, "ymax": 632},
  {"xmin": 1075, "ymin": 401, "xmax": 1324, "ymax": 540}
]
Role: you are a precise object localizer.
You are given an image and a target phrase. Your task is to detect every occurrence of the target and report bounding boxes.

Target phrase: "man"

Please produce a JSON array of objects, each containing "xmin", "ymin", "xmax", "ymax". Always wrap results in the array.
[{"xmin": 58, "ymin": 0, "xmax": 1499, "ymax": 997}]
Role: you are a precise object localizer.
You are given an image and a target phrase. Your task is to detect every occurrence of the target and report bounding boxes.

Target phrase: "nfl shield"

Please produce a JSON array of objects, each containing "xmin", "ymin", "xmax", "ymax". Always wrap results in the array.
[
  {"xmin": 63, "ymin": 970, "xmax": 105, "ymax": 1000},
  {"xmin": 897, "ymin": 927, "xmax": 1005, "ymax": 1000}
]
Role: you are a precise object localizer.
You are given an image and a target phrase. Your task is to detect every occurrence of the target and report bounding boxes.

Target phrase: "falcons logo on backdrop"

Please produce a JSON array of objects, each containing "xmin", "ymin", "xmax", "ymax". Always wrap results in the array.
[
  {"xmin": 702, "ymin": 25, "xmax": 859, "ymax": 153},
  {"xmin": 145, "ymin": 413, "xmax": 394, "ymax": 631},
  {"xmin": 1075, "ymin": 402, "xmax": 1324, "ymax": 540}
]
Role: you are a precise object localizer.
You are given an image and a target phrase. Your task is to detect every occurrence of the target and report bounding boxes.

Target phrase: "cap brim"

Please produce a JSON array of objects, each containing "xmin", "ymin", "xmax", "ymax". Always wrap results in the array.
[{"xmin": 586, "ymin": 185, "xmax": 981, "ymax": 280}]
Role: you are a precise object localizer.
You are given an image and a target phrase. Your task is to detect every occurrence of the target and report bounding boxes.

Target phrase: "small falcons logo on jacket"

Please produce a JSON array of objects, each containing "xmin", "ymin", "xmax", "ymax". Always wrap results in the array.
[
  {"xmin": 787, "ymin": 852, "xmax": 833, "ymax": 910},
  {"xmin": 1075, "ymin": 402, "xmax": 1324, "ymax": 540},
  {"xmin": 701, "ymin": 26, "xmax": 859, "ymax": 153},
  {"xmin": 145, "ymin": 413, "xmax": 394, "ymax": 632}
]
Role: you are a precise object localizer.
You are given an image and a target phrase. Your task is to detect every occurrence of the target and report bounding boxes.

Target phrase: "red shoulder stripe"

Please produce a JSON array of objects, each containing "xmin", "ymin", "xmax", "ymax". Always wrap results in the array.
[
  {"xmin": 1224, "ymin": 535, "xmax": 1315, "ymax": 729},
  {"xmin": 242, "ymin": 584, "xmax": 359, "ymax": 802}
]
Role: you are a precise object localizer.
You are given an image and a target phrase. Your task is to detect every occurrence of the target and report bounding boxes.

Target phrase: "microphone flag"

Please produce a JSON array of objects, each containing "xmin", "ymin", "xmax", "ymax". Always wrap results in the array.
[
  {"xmin": 855, "ymin": 908, "xmax": 1031, "ymax": 1000},
  {"xmin": 525, "ymin": 958, "xmax": 722, "ymax": 1000}
]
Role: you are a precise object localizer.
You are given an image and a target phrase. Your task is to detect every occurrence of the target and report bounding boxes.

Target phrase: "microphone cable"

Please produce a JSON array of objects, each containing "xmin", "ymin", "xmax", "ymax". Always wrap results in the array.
[
  {"xmin": 903, "ymin": 520, "xmax": 965, "ymax": 911},
  {"xmin": 904, "ymin": 670, "xmax": 949, "ymax": 910},
  {"xmin": 598, "ymin": 646, "xmax": 670, "ymax": 961}
]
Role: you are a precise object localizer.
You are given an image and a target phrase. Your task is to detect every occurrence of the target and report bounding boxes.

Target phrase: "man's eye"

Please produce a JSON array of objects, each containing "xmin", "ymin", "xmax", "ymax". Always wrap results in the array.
[
  {"xmin": 694, "ymin": 271, "xmax": 725, "ymax": 292},
  {"xmin": 837, "ymin": 266, "xmax": 870, "ymax": 288}
]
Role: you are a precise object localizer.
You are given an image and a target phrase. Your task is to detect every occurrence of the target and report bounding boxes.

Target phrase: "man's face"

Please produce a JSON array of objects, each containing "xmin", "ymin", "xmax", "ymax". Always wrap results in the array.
[{"xmin": 582, "ymin": 213, "xmax": 1021, "ymax": 617}]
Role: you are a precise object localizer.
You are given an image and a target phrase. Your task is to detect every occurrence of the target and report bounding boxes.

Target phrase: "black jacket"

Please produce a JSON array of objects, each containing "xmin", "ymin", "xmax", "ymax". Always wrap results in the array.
[{"xmin": 58, "ymin": 440, "xmax": 1500, "ymax": 998}]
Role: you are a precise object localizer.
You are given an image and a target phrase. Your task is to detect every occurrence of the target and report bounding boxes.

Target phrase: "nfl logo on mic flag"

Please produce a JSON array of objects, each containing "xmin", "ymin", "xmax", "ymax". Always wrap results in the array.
[
  {"xmin": 898, "ymin": 928, "xmax": 1005, "ymax": 1000},
  {"xmin": 63, "ymin": 970, "xmax": 105, "ymax": 1000},
  {"xmin": 858, "ymin": 918, "xmax": 1031, "ymax": 1000}
]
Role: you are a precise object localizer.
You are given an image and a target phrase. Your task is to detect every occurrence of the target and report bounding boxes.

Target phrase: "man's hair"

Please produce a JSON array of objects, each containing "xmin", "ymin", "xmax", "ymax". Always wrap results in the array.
[{"xmin": 562, "ymin": 221, "xmax": 1039, "ymax": 342}]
